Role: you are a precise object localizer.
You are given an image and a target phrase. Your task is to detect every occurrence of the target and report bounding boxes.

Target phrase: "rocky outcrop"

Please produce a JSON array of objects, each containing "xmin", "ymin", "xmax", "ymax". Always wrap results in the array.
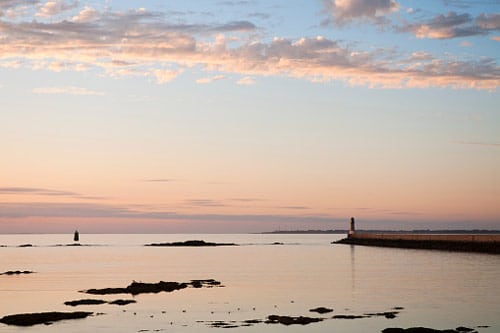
[
  {"xmin": 382, "ymin": 327, "xmax": 477, "ymax": 333},
  {"xmin": 64, "ymin": 299, "xmax": 137, "ymax": 306},
  {"xmin": 0, "ymin": 270, "xmax": 34, "ymax": 275},
  {"xmin": 265, "ymin": 315, "xmax": 323, "ymax": 325},
  {"xmin": 145, "ymin": 240, "xmax": 237, "ymax": 247},
  {"xmin": 0, "ymin": 311, "xmax": 92, "ymax": 326},
  {"xmin": 309, "ymin": 307, "xmax": 333, "ymax": 314},
  {"xmin": 84, "ymin": 279, "xmax": 223, "ymax": 295},
  {"xmin": 108, "ymin": 299, "xmax": 136, "ymax": 306},
  {"xmin": 64, "ymin": 299, "xmax": 107, "ymax": 306}
]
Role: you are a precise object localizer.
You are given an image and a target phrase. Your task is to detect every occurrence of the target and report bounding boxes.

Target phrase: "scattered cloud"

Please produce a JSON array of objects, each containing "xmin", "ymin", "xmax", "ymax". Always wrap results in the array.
[
  {"xmin": 400, "ymin": 12, "xmax": 500, "ymax": 39},
  {"xmin": 196, "ymin": 75, "xmax": 226, "ymax": 84},
  {"xmin": 454, "ymin": 141, "xmax": 500, "ymax": 147},
  {"xmin": 36, "ymin": 0, "xmax": 78, "ymax": 18},
  {"xmin": 0, "ymin": 187, "xmax": 77, "ymax": 196},
  {"xmin": 32, "ymin": 86, "xmax": 105, "ymax": 96},
  {"xmin": 0, "ymin": 187, "xmax": 106, "ymax": 200},
  {"xmin": 229, "ymin": 198, "xmax": 266, "ymax": 202},
  {"xmin": 276, "ymin": 206, "xmax": 310, "ymax": 210},
  {"xmin": 184, "ymin": 199, "xmax": 227, "ymax": 207},
  {"xmin": 153, "ymin": 69, "xmax": 182, "ymax": 84},
  {"xmin": 0, "ymin": 3, "xmax": 498, "ymax": 90},
  {"xmin": 143, "ymin": 179, "xmax": 176, "ymax": 183},
  {"xmin": 237, "ymin": 76, "xmax": 256, "ymax": 85},
  {"xmin": 0, "ymin": 202, "xmax": 340, "ymax": 225},
  {"xmin": 72, "ymin": 6, "xmax": 99, "ymax": 23},
  {"xmin": 323, "ymin": 0, "xmax": 400, "ymax": 26}
]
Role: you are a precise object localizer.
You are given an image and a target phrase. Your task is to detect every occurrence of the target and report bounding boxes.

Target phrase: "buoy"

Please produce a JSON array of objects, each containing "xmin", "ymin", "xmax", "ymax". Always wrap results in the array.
[{"xmin": 74, "ymin": 230, "xmax": 79, "ymax": 242}]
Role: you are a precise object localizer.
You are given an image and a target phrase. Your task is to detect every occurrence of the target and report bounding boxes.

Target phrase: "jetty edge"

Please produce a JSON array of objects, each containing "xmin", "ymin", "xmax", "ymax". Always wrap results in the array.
[{"xmin": 334, "ymin": 218, "xmax": 500, "ymax": 254}]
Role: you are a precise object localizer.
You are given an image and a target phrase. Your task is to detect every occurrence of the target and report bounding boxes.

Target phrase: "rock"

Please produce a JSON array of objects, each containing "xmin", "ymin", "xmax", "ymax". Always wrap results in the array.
[
  {"xmin": 64, "ymin": 299, "xmax": 107, "ymax": 306},
  {"xmin": 265, "ymin": 315, "xmax": 323, "ymax": 325},
  {"xmin": 0, "ymin": 270, "xmax": 34, "ymax": 275},
  {"xmin": 455, "ymin": 328, "xmax": 475, "ymax": 332},
  {"xmin": 366, "ymin": 311, "xmax": 399, "ymax": 319},
  {"xmin": 84, "ymin": 280, "xmax": 222, "ymax": 295},
  {"xmin": 190, "ymin": 279, "xmax": 221, "ymax": 288},
  {"xmin": 109, "ymin": 299, "xmax": 136, "ymax": 306},
  {"xmin": 145, "ymin": 240, "xmax": 237, "ymax": 247},
  {"xmin": 332, "ymin": 314, "xmax": 368, "ymax": 319},
  {"xmin": 309, "ymin": 307, "xmax": 333, "ymax": 314},
  {"xmin": 382, "ymin": 328, "xmax": 470, "ymax": 333},
  {"xmin": 0, "ymin": 312, "xmax": 92, "ymax": 326},
  {"xmin": 18, "ymin": 244, "xmax": 33, "ymax": 247}
]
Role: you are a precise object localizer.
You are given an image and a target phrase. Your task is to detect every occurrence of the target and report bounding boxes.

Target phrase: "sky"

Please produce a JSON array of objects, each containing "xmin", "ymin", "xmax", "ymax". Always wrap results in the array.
[{"xmin": 0, "ymin": 0, "xmax": 499, "ymax": 233}]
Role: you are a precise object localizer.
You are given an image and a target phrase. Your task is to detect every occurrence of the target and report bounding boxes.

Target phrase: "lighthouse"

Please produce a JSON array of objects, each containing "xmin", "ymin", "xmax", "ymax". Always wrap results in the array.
[{"xmin": 348, "ymin": 217, "xmax": 355, "ymax": 237}]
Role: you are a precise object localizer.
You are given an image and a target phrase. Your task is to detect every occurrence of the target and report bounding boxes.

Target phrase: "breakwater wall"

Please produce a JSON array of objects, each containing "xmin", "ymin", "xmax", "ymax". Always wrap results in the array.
[
  {"xmin": 349, "ymin": 233, "xmax": 500, "ymax": 243},
  {"xmin": 335, "ymin": 233, "xmax": 500, "ymax": 254}
]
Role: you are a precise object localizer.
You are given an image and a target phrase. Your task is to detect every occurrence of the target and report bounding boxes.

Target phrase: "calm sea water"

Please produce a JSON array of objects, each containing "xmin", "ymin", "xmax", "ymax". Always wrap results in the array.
[{"xmin": 1, "ymin": 234, "xmax": 499, "ymax": 332}]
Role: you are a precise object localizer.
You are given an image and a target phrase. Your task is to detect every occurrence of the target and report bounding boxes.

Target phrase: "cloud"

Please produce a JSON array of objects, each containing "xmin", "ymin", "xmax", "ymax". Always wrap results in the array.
[
  {"xmin": 476, "ymin": 13, "xmax": 500, "ymax": 30},
  {"xmin": 32, "ymin": 86, "xmax": 105, "ymax": 96},
  {"xmin": 324, "ymin": 0, "xmax": 400, "ymax": 25},
  {"xmin": 36, "ymin": 0, "xmax": 78, "ymax": 18},
  {"xmin": 196, "ymin": 74, "xmax": 226, "ymax": 84},
  {"xmin": 0, "ymin": 187, "xmax": 106, "ymax": 200},
  {"xmin": 143, "ymin": 179, "xmax": 176, "ymax": 183},
  {"xmin": 0, "ymin": 0, "xmax": 38, "ymax": 18},
  {"xmin": 0, "ymin": 202, "xmax": 340, "ymax": 226},
  {"xmin": 400, "ymin": 12, "xmax": 500, "ymax": 39},
  {"xmin": 72, "ymin": 6, "xmax": 99, "ymax": 23},
  {"xmin": 0, "ymin": 187, "xmax": 77, "ymax": 196},
  {"xmin": 276, "ymin": 206, "xmax": 310, "ymax": 210},
  {"xmin": 237, "ymin": 76, "xmax": 256, "ymax": 85},
  {"xmin": 153, "ymin": 69, "xmax": 182, "ymax": 84},
  {"xmin": 184, "ymin": 199, "xmax": 226, "ymax": 207},
  {"xmin": 0, "ymin": 4, "xmax": 498, "ymax": 90},
  {"xmin": 454, "ymin": 141, "xmax": 500, "ymax": 147}
]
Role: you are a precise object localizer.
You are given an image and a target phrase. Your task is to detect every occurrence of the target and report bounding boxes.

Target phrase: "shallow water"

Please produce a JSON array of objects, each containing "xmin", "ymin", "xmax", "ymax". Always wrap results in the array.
[{"xmin": 1, "ymin": 234, "xmax": 499, "ymax": 332}]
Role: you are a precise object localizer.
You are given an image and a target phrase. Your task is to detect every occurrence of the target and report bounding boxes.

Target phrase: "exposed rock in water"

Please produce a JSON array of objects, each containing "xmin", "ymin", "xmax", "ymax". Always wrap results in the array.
[
  {"xmin": 309, "ymin": 307, "xmax": 333, "ymax": 314},
  {"xmin": 145, "ymin": 240, "xmax": 237, "ymax": 247},
  {"xmin": 382, "ymin": 327, "xmax": 477, "ymax": 333},
  {"xmin": 0, "ymin": 312, "xmax": 92, "ymax": 326},
  {"xmin": 0, "ymin": 270, "xmax": 35, "ymax": 275},
  {"xmin": 84, "ymin": 280, "xmax": 222, "ymax": 295},
  {"xmin": 190, "ymin": 279, "xmax": 222, "ymax": 288},
  {"xmin": 365, "ymin": 311, "xmax": 399, "ymax": 319},
  {"xmin": 109, "ymin": 299, "xmax": 136, "ymax": 306},
  {"xmin": 18, "ymin": 244, "xmax": 33, "ymax": 247},
  {"xmin": 265, "ymin": 315, "xmax": 323, "ymax": 325},
  {"xmin": 332, "ymin": 314, "xmax": 368, "ymax": 319},
  {"xmin": 206, "ymin": 321, "xmax": 239, "ymax": 328},
  {"xmin": 64, "ymin": 299, "xmax": 107, "ymax": 306}
]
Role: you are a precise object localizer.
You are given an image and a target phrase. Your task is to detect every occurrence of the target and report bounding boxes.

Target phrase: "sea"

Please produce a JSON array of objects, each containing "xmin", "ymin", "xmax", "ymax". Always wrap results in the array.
[{"xmin": 1, "ymin": 234, "xmax": 499, "ymax": 332}]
